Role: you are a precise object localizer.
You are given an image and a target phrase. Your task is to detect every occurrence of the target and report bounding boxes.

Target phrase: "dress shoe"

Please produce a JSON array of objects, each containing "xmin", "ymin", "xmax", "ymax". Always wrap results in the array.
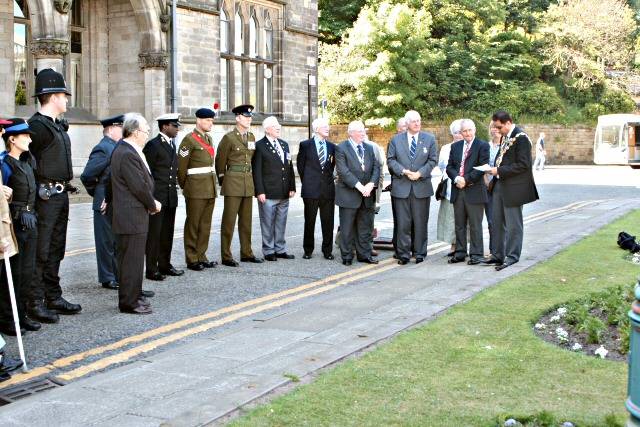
[
  {"xmin": 47, "ymin": 297, "xmax": 82, "ymax": 315},
  {"xmin": 467, "ymin": 258, "xmax": 482, "ymax": 265},
  {"xmin": 187, "ymin": 262, "xmax": 205, "ymax": 271},
  {"xmin": 448, "ymin": 257, "xmax": 466, "ymax": 264},
  {"xmin": 23, "ymin": 317, "xmax": 41, "ymax": 332},
  {"xmin": 276, "ymin": 253, "xmax": 295, "ymax": 259},
  {"xmin": 398, "ymin": 258, "xmax": 410, "ymax": 265},
  {"xmin": 0, "ymin": 370, "xmax": 10, "ymax": 382},
  {"xmin": 0, "ymin": 356, "xmax": 23, "ymax": 372},
  {"xmin": 241, "ymin": 256, "xmax": 264, "ymax": 263},
  {"xmin": 303, "ymin": 253, "xmax": 312, "ymax": 259},
  {"xmin": 145, "ymin": 272, "xmax": 165, "ymax": 281},
  {"xmin": 160, "ymin": 266, "xmax": 185, "ymax": 276},
  {"xmin": 392, "ymin": 253, "xmax": 399, "ymax": 259},
  {"xmin": 495, "ymin": 260, "xmax": 517, "ymax": 271},
  {"xmin": 201, "ymin": 261, "xmax": 218, "ymax": 268},
  {"xmin": 222, "ymin": 259, "xmax": 239, "ymax": 267},
  {"xmin": 415, "ymin": 257, "xmax": 424, "ymax": 264},
  {"xmin": 446, "ymin": 251, "xmax": 455, "ymax": 257},
  {"xmin": 357, "ymin": 257, "xmax": 379, "ymax": 264},
  {"xmin": 371, "ymin": 249, "xmax": 379, "ymax": 257},
  {"xmin": 101, "ymin": 281, "xmax": 119, "ymax": 290},
  {"xmin": 137, "ymin": 297, "xmax": 151, "ymax": 307},
  {"xmin": 141, "ymin": 290, "xmax": 155, "ymax": 298},
  {"xmin": 27, "ymin": 301, "xmax": 59, "ymax": 324},
  {"xmin": 324, "ymin": 253, "xmax": 334, "ymax": 260},
  {"xmin": 0, "ymin": 324, "xmax": 26, "ymax": 336},
  {"xmin": 480, "ymin": 256, "xmax": 503, "ymax": 265},
  {"xmin": 265, "ymin": 254, "xmax": 278, "ymax": 261},
  {"xmin": 120, "ymin": 304, "xmax": 152, "ymax": 315},
  {"xmin": 342, "ymin": 259, "xmax": 353, "ymax": 266}
]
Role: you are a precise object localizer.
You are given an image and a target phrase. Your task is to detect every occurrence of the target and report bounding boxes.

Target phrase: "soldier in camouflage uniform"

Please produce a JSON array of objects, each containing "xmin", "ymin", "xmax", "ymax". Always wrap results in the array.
[{"xmin": 215, "ymin": 105, "xmax": 263, "ymax": 267}]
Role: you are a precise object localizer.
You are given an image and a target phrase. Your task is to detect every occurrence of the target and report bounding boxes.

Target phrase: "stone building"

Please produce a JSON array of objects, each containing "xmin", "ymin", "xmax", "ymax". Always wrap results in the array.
[{"xmin": 1, "ymin": 0, "xmax": 319, "ymax": 173}]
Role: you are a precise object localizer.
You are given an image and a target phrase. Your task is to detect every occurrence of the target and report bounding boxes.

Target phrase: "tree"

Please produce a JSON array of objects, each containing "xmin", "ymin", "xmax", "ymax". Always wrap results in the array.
[{"xmin": 318, "ymin": 0, "xmax": 369, "ymax": 44}]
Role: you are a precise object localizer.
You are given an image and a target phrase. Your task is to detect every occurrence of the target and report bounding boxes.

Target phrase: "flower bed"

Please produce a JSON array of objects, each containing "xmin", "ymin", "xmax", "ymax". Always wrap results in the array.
[{"xmin": 533, "ymin": 282, "xmax": 635, "ymax": 361}]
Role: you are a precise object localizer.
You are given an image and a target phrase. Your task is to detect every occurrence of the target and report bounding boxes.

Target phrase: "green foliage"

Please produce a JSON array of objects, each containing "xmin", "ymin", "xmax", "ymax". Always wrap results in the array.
[
  {"xmin": 600, "ymin": 89, "xmax": 637, "ymax": 113},
  {"xmin": 583, "ymin": 103, "xmax": 607, "ymax": 121},
  {"xmin": 14, "ymin": 83, "xmax": 26, "ymax": 106},
  {"xmin": 577, "ymin": 316, "xmax": 606, "ymax": 344},
  {"xmin": 318, "ymin": 0, "xmax": 368, "ymax": 44}
]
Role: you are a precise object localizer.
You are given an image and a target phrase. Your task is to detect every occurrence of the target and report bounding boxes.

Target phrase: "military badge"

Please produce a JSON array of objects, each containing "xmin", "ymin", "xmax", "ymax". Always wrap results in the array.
[
  {"xmin": 179, "ymin": 148, "xmax": 189, "ymax": 157},
  {"xmin": 248, "ymin": 141, "xmax": 256, "ymax": 150}
]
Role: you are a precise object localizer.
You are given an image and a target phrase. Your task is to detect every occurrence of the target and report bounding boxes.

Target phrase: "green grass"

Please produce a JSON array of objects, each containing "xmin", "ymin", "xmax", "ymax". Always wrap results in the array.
[{"xmin": 231, "ymin": 210, "xmax": 640, "ymax": 427}]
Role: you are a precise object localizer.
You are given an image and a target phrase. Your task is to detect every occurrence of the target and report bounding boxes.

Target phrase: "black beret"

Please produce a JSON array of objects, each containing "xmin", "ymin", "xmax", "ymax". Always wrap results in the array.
[{"xmin": 195, "ymin": 108, "xmax": 216, "ymax": 119}]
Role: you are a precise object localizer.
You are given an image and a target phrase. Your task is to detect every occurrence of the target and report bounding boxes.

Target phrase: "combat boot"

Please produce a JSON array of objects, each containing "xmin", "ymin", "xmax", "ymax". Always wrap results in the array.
[{"xmin": 27, "ymin": 300, "xmax": 59, "ymax": 323}]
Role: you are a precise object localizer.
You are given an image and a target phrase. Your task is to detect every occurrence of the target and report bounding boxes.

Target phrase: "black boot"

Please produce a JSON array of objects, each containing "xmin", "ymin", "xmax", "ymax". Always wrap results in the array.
[
  {"xmin": 47, "ymin": 297, "xmax": 82, "ymax": 315},
  {"xmin": 27, "ymin": 301, "xmax": 59, "ymax": 324},
  {"xmin": 22, "ymin": 317, "xmax": 41, "ymax": 331}
]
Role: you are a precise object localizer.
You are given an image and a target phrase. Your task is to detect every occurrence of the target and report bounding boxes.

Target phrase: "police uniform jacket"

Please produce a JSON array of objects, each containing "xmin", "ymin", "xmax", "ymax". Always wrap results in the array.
[
  {"xmin": 252, "ymin": 136, "xmax": 296, "ymax": 200},
  {"xmin": 81, "ymin": 136, "xmax": 118, "ymax": 211},
  {"xmin": 215, "ymin": 129, "xmax": 256, "ymax": 197},
  {"xmin": 177, "ymin": 129, "xmax": 217, "ymax": 199},
  {"xmin": 28, "ymin": 112, "xmax": 73, "ymax": 183},
  {"xmin": 494, "ymin": 126, "xmax": 539, "ymax": 207},
  {"xmin": 144, "ymin": 134, "xmax": 179, "ymax": 207}
]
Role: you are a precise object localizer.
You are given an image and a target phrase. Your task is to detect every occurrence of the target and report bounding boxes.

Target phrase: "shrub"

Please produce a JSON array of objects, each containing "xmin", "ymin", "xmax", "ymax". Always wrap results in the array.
[
  {"xmin": 583, "ymin": 103, "xmax": 606, "ymax": 121},
  {"xmin": 577, "ymin": 316, "xmax": 606, "ymax": 344},
  {"xmin": 600, "ymin": 89, "xmax": 636, "ymax": 114}
]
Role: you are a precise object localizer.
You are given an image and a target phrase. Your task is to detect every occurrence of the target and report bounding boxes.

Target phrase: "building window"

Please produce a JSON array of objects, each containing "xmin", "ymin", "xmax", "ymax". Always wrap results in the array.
[
  {"xmin": 14, "ymin": 0, "xmax": 31, "ymax": 106},
  {"xmin": 263, "ymin": 12, "xmax": 273, "ymax": 60},
  {"xmin": 234, "ymin": 6, "xmax": 244, "ymax": 56},
  {"xmin": 249, "ymin": 12, "xmax": 258, "ymax": 58},
  {"xmin": 67, "ymin": 0, "xmax": 85, "ymax": 108},
  {"xmin": 220, "ymin": 7, "xmax": 230, "ymax": 53},
  {"xmin": 220, "ymin": 58, "xmax": 228, "ymax": 111}
]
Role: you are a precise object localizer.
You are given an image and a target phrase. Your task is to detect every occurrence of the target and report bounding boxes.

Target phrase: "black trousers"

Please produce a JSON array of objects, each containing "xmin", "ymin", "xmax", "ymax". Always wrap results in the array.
[
  {"xmin": 484, "ymin": 191, "xmax": 494, "ymax": 255},
  {"xmin": 146, "ymin": 205, "xmax": 177, "ymax": 273},
  {"xmin": 116, "ymin": 233, "xmax": 147, "ymax": 311},
  {"xmin": 0, "ymin": 226, "xmax": 37, "ymax": 329},
  {"xmin": 453, "ymin": 190, "xmax": 484, "ymax": 260},
  {"xmin": 302, "ymin": 198, "xmax": 335, "ymax": 256},
  {"xmin": 94, "ymin": 209, "xmax": 118, "ymax": 284},
  {"xmin": 338, "ymin": 201, "xmax": 374, "ymax": 261},
  {"xmin": 32, "ymin": 192, "xmax": 68, "ymax": 302}
]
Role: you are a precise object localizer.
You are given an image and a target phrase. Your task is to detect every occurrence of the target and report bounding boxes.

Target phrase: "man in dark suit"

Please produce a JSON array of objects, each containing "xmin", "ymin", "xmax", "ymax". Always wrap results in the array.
[
  {"xmin": 252, "ymin": 116, "xmax": 296, "ymax": 261},
  {"xmin": 81, "ymin": 115, "xmax": 123, "ymax": 290},
  {"xmin": 484, "ymin": 111, "xmax": 539, "ymax": 271},
  {"xmin": 143, "ymin": 113, "xmax": 184, "ymax": 280},
  {"xmin": 297, "ymin": 118, "xmax": 336, "ymax": 260},
  {"xmin": 111, "ymin": 113, "xmax": 161, "ymax": 314},
  {"xmin": 446, "ymin": 119, "xmax": 490, "ymax": 265},
  {"xmin": 387, "ymin": 110, "xmax": 438, "ymax": 265},
  {"xmin": 335, "ymin": 120, "xmax": 380, "ymax": 265}
]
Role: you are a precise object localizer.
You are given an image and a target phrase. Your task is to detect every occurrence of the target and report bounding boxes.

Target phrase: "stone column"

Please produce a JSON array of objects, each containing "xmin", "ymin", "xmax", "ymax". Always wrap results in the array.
[
  {"xmin": 139, "ymin": 51, "xmax": 168, "ymax": 128},
  {"xmin": 0, "ymin": 0, "xmax": 14, "ymax": 115},
  {"xmin": 28, "ymin": 0, "xmax": 70, "ymax": 74}
]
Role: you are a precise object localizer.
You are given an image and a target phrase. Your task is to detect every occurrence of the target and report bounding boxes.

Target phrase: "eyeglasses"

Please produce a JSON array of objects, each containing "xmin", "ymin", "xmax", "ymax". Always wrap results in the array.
[{"xmin": 137, "ymin": 129, "xmax": 150, "ymax": 136}]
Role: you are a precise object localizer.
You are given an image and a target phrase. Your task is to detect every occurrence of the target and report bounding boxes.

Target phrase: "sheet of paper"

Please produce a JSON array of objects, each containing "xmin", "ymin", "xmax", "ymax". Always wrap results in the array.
[{"xmin": 473, "ymin": 164, "xmax": 492, "ymax": 172}]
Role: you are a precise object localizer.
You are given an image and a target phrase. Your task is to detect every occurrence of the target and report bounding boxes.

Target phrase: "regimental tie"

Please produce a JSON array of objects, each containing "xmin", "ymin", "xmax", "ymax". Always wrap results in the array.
[
  {"xmin": 318, "ymin": 140, "xmax": 326, "ymax": 166},
  {"xmin": 357, "ymin": 144, "xmax": 365, "ymax": 170},
  {"xmin": 272, "ymin": 139, "xmax": 284, "ymax": 163},
  {"xmin": 459, "ymin": 141, "xmax": 472, "ymax": 177},
  {"xmin": 409, "ymin": 135, "xmax": 417, "ymax": 159}
]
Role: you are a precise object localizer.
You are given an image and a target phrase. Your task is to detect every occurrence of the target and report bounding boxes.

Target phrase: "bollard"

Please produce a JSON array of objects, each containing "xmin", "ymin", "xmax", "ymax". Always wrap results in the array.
[{"xmin": 626, "ymin": 279, "xmax": 640, "ymax": 426}]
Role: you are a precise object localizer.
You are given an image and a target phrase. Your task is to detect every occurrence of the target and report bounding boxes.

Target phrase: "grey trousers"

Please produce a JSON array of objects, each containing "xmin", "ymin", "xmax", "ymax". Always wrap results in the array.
[
  {"xmin": 491, "ymin": 181, "xmax": 523, "ymax": 263},
  {"xmin": 394, "ymin": 191, "xmax": 430, "ymax": 260},
  {"xmin": 338, "ymin": 203, "xmax": 374, "ymax": 261},
  {"xmin": 258, "ymin": 198, "xmax": 290, "ymax": 255},
  {"xmin": 453, "ymin": 189, "xmax": 484, "ymax": 260}
]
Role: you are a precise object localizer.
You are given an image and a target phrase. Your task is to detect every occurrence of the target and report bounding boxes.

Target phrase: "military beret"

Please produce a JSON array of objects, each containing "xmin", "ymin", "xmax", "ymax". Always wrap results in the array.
[
  {"xmin": 100, "ymin": 114, "xmax": 125, "ymax": 128},
  {"xmin": 232, "ymin": 104, "xmax": 254, "ymax": 117},
  {"xmin": 195, "ymin": 108, "xmax": 216, "ymax": 119}
]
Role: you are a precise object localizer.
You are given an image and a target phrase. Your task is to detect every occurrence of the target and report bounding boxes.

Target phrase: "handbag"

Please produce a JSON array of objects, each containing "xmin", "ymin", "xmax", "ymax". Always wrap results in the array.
[{"xmin": 435, "ymin": 177, "xmax": 447, "ymax": 201}]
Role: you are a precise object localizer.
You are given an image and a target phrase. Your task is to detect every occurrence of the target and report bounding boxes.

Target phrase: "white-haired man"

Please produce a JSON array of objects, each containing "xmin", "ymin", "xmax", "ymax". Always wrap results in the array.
[
  {"xmin": 387, "ymin": 110, "xmax": 438, "ymax": 265},
  {"xmin": 335, "ymin": 120, "xmax": 380, "ymax": 265},
  {"xmin": 252, "ymin": 116, "xmax": 296, "ymax": 261},
  {"xmin": 297, "ymin": 117, "xmax": 336, "ymax": 260}
]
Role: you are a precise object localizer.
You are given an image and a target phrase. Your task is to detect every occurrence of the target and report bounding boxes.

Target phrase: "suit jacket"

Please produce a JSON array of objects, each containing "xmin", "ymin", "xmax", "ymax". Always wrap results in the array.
[
  {"xmin": 446, "ymin": 138, "xmax": 490, "ymax": 204},
  {"xmin": 296, "ymin": 138, "xmax": 336, "ymax": 200},
  {"xmin": 110, "ymin": 141, "xmax": 156, "ymax": 235},
  {"xmin": 495, "ymin": 127, "xmax": 539, "ymax": 207},
  {"xmin": 387, "ymin": 130, "xmax": 438, "ymax": 198},
  {"xmin": 81, "ymin": 136, "xmax": 118, "ymax": 211},
  {"xmin": 252, "ymin": 136, "xmax": 296, "ymax": 199},
  {"xmin": 335, "ymin": 140, "xmax": 380, "ymax": 209},
  {"xmin": 143, "ymin": 134, "xmax": 179, "ymax": 207}
]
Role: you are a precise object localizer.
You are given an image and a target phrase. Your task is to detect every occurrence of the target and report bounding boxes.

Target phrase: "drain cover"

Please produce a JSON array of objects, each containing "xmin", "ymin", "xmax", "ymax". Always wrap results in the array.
[{"xmin": 0, "ymin": 378, "xmax": 63, "ymax": 406}]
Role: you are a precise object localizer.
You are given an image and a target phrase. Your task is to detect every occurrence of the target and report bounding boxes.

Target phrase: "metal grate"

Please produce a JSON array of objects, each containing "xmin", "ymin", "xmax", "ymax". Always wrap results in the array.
[{"xmin": 0, "ymin": 377, "xmax": 64, "ymax": 406}]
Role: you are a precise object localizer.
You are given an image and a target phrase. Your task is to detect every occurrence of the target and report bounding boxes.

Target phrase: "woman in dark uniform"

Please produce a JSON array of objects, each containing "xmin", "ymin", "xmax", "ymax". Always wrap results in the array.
[{"xmin": 0, "ymin": 118, "xmax": 41, "ymax": 332}]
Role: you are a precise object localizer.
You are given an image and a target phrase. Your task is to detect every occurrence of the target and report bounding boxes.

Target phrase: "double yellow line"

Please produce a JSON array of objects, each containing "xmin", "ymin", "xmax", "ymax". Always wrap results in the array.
[{"xmin": 0, "ymin": 199, "xmax": 602, "ymax": 388}]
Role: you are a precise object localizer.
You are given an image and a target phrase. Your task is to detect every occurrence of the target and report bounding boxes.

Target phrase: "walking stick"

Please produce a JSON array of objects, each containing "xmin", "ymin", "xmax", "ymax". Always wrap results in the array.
[{"xmin": 3, "ymin": 252, "xmax": 28, "ymax": 372}]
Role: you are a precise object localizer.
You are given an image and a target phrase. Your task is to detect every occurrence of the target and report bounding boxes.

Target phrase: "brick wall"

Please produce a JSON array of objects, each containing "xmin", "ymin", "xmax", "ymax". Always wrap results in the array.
[{"xmin": 329, "ymin": 123, "xmax": 597, "ymax": 165}]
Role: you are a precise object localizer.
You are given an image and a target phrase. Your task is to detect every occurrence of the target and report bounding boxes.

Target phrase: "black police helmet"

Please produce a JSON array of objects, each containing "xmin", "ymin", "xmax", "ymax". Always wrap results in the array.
[{"xmin": 34, "ymin": 68, "xmax": 71, "ymax": 97}]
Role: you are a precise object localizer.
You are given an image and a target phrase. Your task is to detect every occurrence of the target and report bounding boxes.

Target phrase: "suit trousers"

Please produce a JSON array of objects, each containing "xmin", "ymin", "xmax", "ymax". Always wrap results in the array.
[
  {"xmin": 491, "ymin": 180, "xmax": 524, "ymax": 263},
  {"xmin": 146, "ymin": 205, "xmax": 177, "ymax": 271},
  {"xmin": 338, "ymin": 201, "xmax": 374, "ymax": 261},
  {"xmin": 0, "ymin": 226, "xmax": 37, "ymax": 328},
  {"xmin": 302, "ymin": 198, "xmax": 335, "ymax": 256},
  {"xmin": 394, "ymin": 191, "xmax": 430, "ymax": 260},
  {"xmin": 94, "ymin": 210, "xmax": 118, "ymax": 283},
  {"xmin": 453, "ymin": 189, "xmax": 484, "ymax": 260},
  {"xmin": 258, "ymin": 199, "xmax": 289, "ymax": 256},
  {"xmin": 31, "ymin": 193, "xmax": 68, "ymax": 302},
  {"xmin": 484, "ymin": 190, "xmax": 495, "ymax": 255},
  {"xmin": 184, "ymin": 198, "xmax": 215, "ymax": 264},
  {"xmin": 221, "ymin": 196, "xmax": 254, "ymax": 261},
  {"xmin": 116, "ymin": 233, "xmax": 147, "ymax": 311}
]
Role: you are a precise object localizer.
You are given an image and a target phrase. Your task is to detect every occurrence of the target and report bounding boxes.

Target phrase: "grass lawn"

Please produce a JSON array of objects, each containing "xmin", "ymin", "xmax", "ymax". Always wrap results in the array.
[{"xmin": 231, "ymin": 210, "xmax": 640, "ymax": 426}]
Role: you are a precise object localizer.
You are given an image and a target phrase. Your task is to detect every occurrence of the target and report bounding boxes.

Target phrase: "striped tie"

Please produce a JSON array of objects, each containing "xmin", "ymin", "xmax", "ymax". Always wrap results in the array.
[
  {"xmin": 409, "ymin": 135, "xmax": 417, "ymax": 159},
  {"xmin": 318, "ymin": 141, "xmax": 326, "ymax": 166}
]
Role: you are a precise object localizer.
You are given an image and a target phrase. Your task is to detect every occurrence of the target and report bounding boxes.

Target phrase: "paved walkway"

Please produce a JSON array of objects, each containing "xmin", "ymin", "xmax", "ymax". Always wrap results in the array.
[{"xmin": 0, "ymin": 197, "xmax": 637, "ymax": 426}]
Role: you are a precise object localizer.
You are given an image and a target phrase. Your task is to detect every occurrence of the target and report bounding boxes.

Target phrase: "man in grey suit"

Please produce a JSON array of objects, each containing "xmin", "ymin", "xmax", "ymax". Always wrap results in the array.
[
  {"xmin": 335, "ymin": 121, "xmax": 380, "ymax": 266},
  {"xmin": 387, "ymin": 110, "xmax": 438, "ymax": 265}
]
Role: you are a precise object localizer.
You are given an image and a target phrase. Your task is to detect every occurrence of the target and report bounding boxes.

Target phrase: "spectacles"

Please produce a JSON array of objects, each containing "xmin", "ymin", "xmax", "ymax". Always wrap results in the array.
[{"xmin": 137, "ymin": 128, "xmax": 150, "ymax": 136}]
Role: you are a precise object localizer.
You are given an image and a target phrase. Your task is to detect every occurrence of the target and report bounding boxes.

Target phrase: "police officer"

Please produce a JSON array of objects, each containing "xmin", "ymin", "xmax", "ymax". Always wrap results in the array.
[
  {"xmin": 81, "ymin": 115, "xmax": 123, "ymax": 290},
  {"xmin": 0, "ymin": 118, "xmax": 41, "ymax": 334},
  {"xmin": 27, "ymin": 68, "xmax": 81, "ymax": 323},
  {"xmin": 215, "ymin": 104, "xmax": 263, "ymax": 266},
  {"xmin": 177, "ymin": 108, "xmax": 218, "ymax": 271},
  {"xmin": 144, "ymin": 113, "xmax": 185, "ymax": 278}
]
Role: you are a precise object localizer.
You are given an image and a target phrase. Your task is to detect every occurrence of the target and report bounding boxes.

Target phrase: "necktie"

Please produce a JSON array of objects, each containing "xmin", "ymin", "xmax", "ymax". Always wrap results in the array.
[
  {"xmin": 318, "ymin": 141, "xmax": 326, "ymax": 166},
  {"xmin": 409, "ymin": 135, "xmax": 417, "ymax": 159},
  {"xmin": 242, "ymin": 133, "xmax": 248, "ymax": 144},
  {"xmin": 170, "ymin": 138, "xmax": 176, "ymax": 151},
  {"xmin": 273, "ymin": 139, "xmax": 283, "ymax": 163},
  {"xmin": 459, "ymin": 141, "xmax": 472, "ymax": 177},
  {"xmin": 357, "ymin": 144, "xmax": 364, "ymax": 170}
]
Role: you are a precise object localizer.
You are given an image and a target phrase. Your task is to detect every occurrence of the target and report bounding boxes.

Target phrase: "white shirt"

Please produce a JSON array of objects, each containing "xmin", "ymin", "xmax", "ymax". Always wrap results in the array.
[
  {"xmin": 267, "ymin": 136, "xmax": 284, "ymax": 162},
  {"xmin": 406, "ymin": 131, "xmax": 419, "ymax": 150},
  {"xmin": 126, "ymin": 140, "xmax": 151, "ymax": 174},
  {"xmin": 159, "ymin": 131, "xmax": 173, "ymax": 147},
  {"xmin": 454, "ymin": 139, "xmax": 473, "ymax": 185}
]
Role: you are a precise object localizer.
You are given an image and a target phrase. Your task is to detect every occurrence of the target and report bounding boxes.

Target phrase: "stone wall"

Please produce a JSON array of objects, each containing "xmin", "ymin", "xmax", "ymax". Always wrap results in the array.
[
  {"xmin": 329, "ymin": 123, "xmax": 597, "ymax": 165},
  {"xmin": 0, "ymin": 0, "xmax": 13, "ymax": 116}
]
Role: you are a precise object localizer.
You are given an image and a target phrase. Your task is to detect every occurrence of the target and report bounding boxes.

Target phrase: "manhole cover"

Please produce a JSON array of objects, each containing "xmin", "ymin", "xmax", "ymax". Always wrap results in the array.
[{"xmin": 0, "ymin": 378, "xmax": 63, "ymax": 406}]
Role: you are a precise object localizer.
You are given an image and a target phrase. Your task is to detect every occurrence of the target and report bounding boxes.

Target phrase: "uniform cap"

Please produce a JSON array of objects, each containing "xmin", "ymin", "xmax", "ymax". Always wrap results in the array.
[
  {"xmin": 100, "ymin": 114, "xmax": 125, "ymax": 128},
  {"xmin": 156, "ymin": 113, "xmax": 181, "ymax": 126},
  {"xmin": 232, "ymin": 104, "xmax": 254, "ymax": 117},
  {"xmin": 1, "ymin": 118, "xmax": 35, "ymax": 136},
  {"xmin": 34, "ymin": 68, "xmax": 71, "ymax": 96},
  {"xmin": 195, "ymin": 108, "xmax": 216, "ymax": 119}
]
